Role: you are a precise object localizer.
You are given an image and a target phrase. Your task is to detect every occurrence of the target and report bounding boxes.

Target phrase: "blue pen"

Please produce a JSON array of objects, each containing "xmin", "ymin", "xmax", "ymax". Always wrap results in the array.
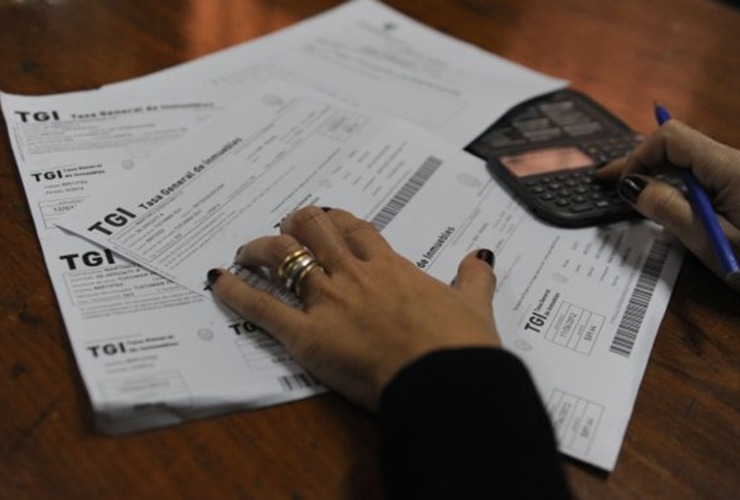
[{"xmin": 654, "ymin": 103, "xmax": 740, "ymax": 281}]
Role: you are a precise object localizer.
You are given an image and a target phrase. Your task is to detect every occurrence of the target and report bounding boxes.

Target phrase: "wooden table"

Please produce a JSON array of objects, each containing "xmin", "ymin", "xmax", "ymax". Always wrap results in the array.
[{"xmin": 1, "ymin": 0, "xmax": 738, "ymax": 498}]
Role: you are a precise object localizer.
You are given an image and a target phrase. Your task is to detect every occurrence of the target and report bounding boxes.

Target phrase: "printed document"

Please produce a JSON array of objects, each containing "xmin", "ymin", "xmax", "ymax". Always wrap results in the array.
[
  {"xmin": 58, "ymin": 87, "xmax": 682, "ymax": 471},
  {"xmin": 105, "ymin": 0, "xmax": 566, "ymax": 146},
  {"xmin": 1, "ymin": 87, "xmax": 327, "ymax": 434},
  {"xmin": 0, "ymin": 0, "xmax": 566, "ymax": 439}
]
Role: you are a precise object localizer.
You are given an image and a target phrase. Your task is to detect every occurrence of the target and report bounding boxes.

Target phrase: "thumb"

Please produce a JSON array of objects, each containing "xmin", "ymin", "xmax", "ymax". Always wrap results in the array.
[
  {"xmin": 594, "ymin": 155, "xmax": 629, "ymax": 182},
  {"xmin": 453, "ymin": 249, "xmax": 497, "ymax": 313}
]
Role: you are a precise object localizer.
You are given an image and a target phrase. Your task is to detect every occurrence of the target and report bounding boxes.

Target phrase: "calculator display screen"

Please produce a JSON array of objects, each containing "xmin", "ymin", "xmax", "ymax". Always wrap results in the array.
[{"xmin": 499, "ymin": 147, "xmax": 593, "ymax": 177}]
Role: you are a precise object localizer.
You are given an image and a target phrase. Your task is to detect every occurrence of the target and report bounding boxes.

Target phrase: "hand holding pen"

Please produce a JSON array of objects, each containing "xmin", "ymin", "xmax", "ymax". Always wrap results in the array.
[{"xmin": 598, "ymin": 109, "xmax": 740, "ymax": 291}]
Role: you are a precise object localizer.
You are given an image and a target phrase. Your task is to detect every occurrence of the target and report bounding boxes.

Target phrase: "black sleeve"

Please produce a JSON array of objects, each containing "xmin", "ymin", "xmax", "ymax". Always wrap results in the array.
[{"xmin": 378, "ymin": 348, "xmax": 572, "ymax": 499}]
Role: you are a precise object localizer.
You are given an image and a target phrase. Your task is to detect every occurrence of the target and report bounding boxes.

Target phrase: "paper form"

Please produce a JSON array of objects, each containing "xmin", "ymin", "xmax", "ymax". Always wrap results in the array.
[
  {"xmin": 1, "ymin": 87, "xmax": 326, "ymax": 434},
  {"xmin": 105, "ymin": 0, "xmax": 566, "ymax": 147},
  {"xmin": 57, "ymin": 88, "xmax": 497, "ymax": 294},
  {"xmin": 58, "ymin": 85, "xmax": 683, "ymax": 470},
  {"xmin": 0, "ymin": 0, "xmax": 567, "ymax": 437},
  {"xmin": 436, "ymin": 198, "xmax": 683, "ymax": 469},
  {"xmin": 1, "ymin": 88, "xmax": 248, "ymax": 239}
]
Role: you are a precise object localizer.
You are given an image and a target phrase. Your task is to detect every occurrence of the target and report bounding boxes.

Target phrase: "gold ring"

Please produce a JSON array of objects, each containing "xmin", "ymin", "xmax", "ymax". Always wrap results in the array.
[
  {"xmin": 278, "ymin": 248, "xmax": 323, "ymax": 295},
  {"xmin": 278, "ymin": 248, "xmax": 310, "ymax": 282}
]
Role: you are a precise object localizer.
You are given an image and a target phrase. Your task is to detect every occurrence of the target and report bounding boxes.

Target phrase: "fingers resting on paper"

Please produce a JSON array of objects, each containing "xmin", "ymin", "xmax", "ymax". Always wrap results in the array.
[{"xmin": 210, "ymin": 206, "xmax": 502, "ymax": 410}]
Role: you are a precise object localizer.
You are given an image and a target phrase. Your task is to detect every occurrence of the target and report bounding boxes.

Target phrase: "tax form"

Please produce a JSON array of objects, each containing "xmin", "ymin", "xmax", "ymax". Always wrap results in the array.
[
  {"xmin": 104, "ymin": 0, "xmax": 566, "ymax": 146},
  {"xmin": 1, "ymin": 87, "xmax": 327, "ymax": 434},
  {"xmin": 58, "ymin": 88, "xmax": 496, "ymax": 294},
  {"xmin": 2, "ymin": 87, "xmax": 241, "ymax": 240},
  {"xmin": 0, "ymin": 0, "xmax": 567, "ymax": 443},
  {"xmin": 58, "ymin": 86, "xmax": 683, "ymax": 471}
]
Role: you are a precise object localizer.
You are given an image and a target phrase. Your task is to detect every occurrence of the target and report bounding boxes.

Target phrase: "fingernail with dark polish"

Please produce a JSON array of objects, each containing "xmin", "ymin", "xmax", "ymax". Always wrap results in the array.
[
  {"xmin": 207, "ymin": 268, "xmax": 222, "ymax": 286},
  {"xmin": 618, "ymin": 175, "xmax": 646, "ymax": 204},
  {"xmin": 234, "ymin": 245, "xmax": 243, "ymax": 260},
  {"xmin": 476, "ymin": 249, "xmax": 495, "ymax": 268},
  {"xmin": 321, "ymin": 206, "xmax": 332, "ymax": 212}
]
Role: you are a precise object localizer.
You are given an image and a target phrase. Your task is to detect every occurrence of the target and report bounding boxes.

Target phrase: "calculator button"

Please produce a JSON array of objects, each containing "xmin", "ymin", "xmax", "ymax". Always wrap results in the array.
[
  {"xmin": 556, "ymin": 189, "xmax": 571, "ymax": 198},
  {"xmin": 555, "ymin": 199, "xmax": 570, "ymax": 207},
  {"xmin": 530, "ymin": 185, "xmax": 545, "ymax": 194},
  {"xmin": 540, "ymin": 192, "xmax": 555, "ymax": 201},
  {"xmin": 564, "ymin": 180, "xmax": 577, "ymax": 187},
  {"xmin": 569, "ymin": 203, "xmax": 592, "ymax": 213},
  {"xmin": 572, "ymin": 195, "xmax": 587, "ymax": 203},
  {"xmin": 594, "ymin": 200, "xmax": 610, "ymax": 209},
  {"xmin": 574, "ymin": 186, "xmax": 589, "ymax": 194},
  {"xmin": 547, "ymin": 183, "xmax": 562, "ymax": 190}
]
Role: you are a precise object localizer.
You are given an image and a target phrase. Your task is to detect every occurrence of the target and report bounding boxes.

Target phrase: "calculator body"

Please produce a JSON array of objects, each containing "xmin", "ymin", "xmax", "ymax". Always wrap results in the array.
[{"xmin": 466, "ymin": 89, "xmax": 642, "ymax": 227}]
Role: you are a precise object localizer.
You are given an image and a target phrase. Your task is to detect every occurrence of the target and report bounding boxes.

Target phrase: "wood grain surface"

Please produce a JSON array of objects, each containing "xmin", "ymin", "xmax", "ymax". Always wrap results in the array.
[{"xmin": 1, "ymin": 0, "xmax": 738, "ymax": 498}]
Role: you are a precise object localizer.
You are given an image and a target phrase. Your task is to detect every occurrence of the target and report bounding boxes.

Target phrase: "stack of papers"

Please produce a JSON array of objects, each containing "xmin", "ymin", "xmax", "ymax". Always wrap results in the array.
[{"xmin": 0, "ymin": 0, "xmax": 681, "ymax": 471}]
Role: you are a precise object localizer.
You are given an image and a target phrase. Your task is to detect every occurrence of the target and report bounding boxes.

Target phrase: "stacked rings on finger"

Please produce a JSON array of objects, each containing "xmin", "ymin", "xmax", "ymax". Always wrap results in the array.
[{"xmin": 278, "ymin": 248, "xmax": 322, "ymax": 295}]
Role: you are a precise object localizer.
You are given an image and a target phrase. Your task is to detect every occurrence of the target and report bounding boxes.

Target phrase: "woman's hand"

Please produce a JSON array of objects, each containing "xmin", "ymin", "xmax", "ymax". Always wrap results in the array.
[
  {"xmin": 208, "ymin": 206, "xmax": 501, "ymax": 410},
  {"xmin": 598, "ymin": 120, "xmax": 740, "ymax": 290}
]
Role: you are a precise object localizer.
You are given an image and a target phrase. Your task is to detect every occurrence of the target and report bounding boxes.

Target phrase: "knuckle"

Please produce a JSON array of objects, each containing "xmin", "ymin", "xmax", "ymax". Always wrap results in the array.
[
  {"xmin": 329, "ymin": 209, "xmax": 380, "ymax": 236},
  {"xmin": 664, "ymin": 119, "xmax": 689, "ymax": 138},
  {"xmin": 318, "ymin": 249, "xmax": 355, "ymax": 274},
  {"xmin": 286, "ymin": 205, "xmax": 324, "ymax": 229},
  {"xmin": 661, "ymin": 119, "xmax": 680, "ymax": 137},
  {"xmin": 344, "ymin": 217, "xmax": 378, "ymax": 237},
  {"xmin": 661, "ymin": 119, "xmax": 689, "ymax": 147},
  {"xmin": 271, "ymin": 234, "xmax": 302, "ymax": 256}
]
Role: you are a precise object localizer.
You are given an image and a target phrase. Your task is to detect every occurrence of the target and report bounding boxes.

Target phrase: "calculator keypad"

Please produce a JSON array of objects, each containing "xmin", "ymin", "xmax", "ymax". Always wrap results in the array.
[
  {"xmin": 522, "ymin": 135, "xmax": 642, "ymax": 217},
  {"xmin": 581, "ymin": 135, "xmax": 642, "ymax": 163},
  {"xmin": 525, "ymin": 168, "xmax": 626, "ymax": 215}
]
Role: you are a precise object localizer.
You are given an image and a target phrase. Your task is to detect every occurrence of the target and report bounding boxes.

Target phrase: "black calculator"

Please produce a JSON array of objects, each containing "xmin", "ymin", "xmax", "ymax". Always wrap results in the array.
[{"xmin": 466, "ymin": 89, "xmax": 642, "ymax": 227}]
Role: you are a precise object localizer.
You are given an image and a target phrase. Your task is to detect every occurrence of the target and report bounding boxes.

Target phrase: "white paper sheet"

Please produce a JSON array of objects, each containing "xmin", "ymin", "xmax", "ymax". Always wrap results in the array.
[
  {"xmin": 1, "ymin": 87, "xmax": 327, "ymax": 434},
  {"xmin": 57, "ymin": 86, "xmax": 683, "ymax": 470},
  {"xmin": 57, "ymin": 90, "xmax": 497, "ymax": 294},
  {"xmin": 0, "ymin": 0, "xmax": 567, "ymax": 438},
  {"xmin": 104, "ymin": 0, "xmax": 566, "ymax": 147}
]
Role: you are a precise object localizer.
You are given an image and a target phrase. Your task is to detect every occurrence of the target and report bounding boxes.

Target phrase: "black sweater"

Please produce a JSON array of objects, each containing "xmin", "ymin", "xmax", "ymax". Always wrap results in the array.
[{"xmin": 379, "ymin": 348, "xmax": 572, "ymax": 499}]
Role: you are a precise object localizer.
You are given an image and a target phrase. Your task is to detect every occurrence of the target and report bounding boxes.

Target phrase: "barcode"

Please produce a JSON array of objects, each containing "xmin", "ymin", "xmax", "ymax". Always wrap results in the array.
[
  {"xmin": 278, "ymin": 372, "xmax": 319, "ymax": 392},
  {"xmin": 233, "ymin": 264, "xmax": 300, "ymax": 304},
  {"xmin": 609, "ymin": 240, "xmax": 671, "ymax": 357},
  {"xmin": 370, "ymin": 156, "xmax": 442, "ymax": 231}
]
